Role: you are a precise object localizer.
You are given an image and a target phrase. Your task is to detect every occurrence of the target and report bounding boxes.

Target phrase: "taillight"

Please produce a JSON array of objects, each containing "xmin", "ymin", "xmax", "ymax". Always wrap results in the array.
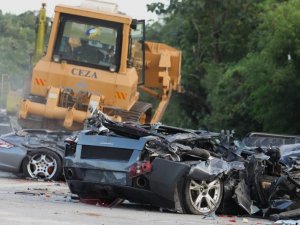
[
  {"xmin": 0, "ymin": 139, "xmax": 14, "ymax": 149},
  {"xmin": 129, "ymin": 161, "xmax": 152, "ymax": 178}
]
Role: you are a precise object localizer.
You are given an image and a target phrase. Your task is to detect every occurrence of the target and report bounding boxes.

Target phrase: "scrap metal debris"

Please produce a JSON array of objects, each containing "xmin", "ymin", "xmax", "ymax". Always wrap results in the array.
[
  {"xmin": 274, "ymin": 219, "xmax": 300, "ymax": 225},
  {"xmin": 234, "ymin": 180, "xmax": 260, "ymax": 215},
  {"xmin": 14, "ymin": 191, "xmax": 40, "ymax": 196}
]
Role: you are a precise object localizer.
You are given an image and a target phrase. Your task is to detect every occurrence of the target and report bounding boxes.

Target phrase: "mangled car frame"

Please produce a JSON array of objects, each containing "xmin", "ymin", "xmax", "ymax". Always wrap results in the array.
[{"xmin": 63, "ymin": 111, "xmax": 300, "ymax": 218}]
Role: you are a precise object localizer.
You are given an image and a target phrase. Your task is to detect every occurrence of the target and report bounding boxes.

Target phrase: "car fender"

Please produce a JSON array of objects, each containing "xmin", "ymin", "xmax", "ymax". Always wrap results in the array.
[
  {"xmin": 26, "ymin": 146, "xmax": 64, "ymax": 159},
  {"xmin": 147, "ymin": 158, "xmax": 190, "ymax": 209}
]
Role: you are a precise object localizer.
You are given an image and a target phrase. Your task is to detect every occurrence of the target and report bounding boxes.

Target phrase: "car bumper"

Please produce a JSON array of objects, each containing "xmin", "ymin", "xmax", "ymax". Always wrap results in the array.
[
  {"xmin": 66, "ymin": 179, "xmax": 175, "ymax": 208},
  {"xmin": 64, "ymin": 158, "xmax": 190, "ymax": 210}
]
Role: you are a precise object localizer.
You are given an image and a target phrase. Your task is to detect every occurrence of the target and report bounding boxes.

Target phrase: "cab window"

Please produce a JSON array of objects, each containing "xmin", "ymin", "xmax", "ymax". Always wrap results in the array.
[{"xmin": 54, "ymin": 14, "xmax": 122, "ymax": 72}]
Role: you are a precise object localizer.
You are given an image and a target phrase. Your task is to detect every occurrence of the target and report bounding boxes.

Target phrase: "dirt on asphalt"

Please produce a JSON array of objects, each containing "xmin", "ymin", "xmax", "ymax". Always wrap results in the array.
[{"xmin": 0, "ymin": 172, "xmax": 273, "ymax": 225}]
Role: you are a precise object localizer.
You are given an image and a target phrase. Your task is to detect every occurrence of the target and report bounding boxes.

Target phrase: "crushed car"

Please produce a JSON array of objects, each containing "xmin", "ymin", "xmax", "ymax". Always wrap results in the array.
[
  {"xmin": 63, "ymin": 111, "xmax": 228, "ymax": 214},
  {"xmin": 0, "ymin": 129, "xmax": 73, "ymax": 180},
  {"xmin": 238, "ymin": 132, "xmax": 300, "ymax": 219},
  {"xmin": 63, "ymin": 110, "xmax": 300, "ymax": 219}
]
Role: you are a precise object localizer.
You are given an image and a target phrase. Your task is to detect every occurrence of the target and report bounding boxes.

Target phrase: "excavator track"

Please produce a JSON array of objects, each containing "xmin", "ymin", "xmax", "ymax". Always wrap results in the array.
[{"xmin": 109, "ymin": 101, "xmax": 152, "ymax": 124}]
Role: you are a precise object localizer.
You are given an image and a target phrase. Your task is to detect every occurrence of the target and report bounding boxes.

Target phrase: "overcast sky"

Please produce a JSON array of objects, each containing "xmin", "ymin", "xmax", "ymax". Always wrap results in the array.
[{"xmin": 0, "ymin": 0, "xmax": 166, "ymax": 22}]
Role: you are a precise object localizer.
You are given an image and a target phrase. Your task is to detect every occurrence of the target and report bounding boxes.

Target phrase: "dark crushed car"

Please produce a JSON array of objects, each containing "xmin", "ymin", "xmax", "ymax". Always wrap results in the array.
[
  {"xmin": 64, "ymin": 112, "xmax": 226, "ymax": 215},
  {"xmin": 63, "ymin": 111, "xmax": 300, "ymax": 218},
  {"xmin": 0, "ymin": 129, "xmax": 73, "ymax": 180},
  {"xmin": 236, "ymin": 132, "xmax": 300, "ymax": 220}
]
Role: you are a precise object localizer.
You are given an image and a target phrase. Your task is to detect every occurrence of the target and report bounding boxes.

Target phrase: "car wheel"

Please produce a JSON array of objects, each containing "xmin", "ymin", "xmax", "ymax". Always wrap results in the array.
[
  {"xmin": 22, "ymin": 150, "xmax": 62, "ymax": 181},
  {"xmin": 183, "ymin": 177, "xmax": 223, "ymax": 215}
]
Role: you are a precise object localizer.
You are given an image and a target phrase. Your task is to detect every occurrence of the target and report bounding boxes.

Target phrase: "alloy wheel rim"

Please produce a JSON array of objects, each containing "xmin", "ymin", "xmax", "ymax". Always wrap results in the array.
[
  {"xmin": 27, "ymin": 153, "xmax": 57, "ymax": 179},
  {"xmin": 188, "ymin": 178, "xmax": 221, "ymax": 213}
]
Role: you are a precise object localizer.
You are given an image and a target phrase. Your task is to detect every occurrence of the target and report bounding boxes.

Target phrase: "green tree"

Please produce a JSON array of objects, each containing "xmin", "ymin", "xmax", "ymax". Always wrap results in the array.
[
  {"xmin": 206, "ymin": 0, "xmax": 300, "ymax": 135},
  {"xmin": 0, "ymin": 11, "xmax": 36, "ymax": 88},
  {"xmin": 147, "ymin": 0, "xmax": 262, "ymax": 130},
  {"xmin": 249, "ymin": 0, "xmax": 300, "ymax": 133}
]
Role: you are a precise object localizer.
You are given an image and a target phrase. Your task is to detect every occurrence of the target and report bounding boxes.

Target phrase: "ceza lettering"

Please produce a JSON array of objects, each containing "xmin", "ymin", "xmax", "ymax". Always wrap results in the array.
[{"xmin": 71, "ymin": 68, "xmax": 97, "ymax": 79}]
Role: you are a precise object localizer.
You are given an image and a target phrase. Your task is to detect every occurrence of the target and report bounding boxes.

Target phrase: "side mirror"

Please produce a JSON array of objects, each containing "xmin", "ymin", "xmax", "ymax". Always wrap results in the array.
[{"xmin": 130, "ymin": 19, "xmax": 138, "ymax": 30}]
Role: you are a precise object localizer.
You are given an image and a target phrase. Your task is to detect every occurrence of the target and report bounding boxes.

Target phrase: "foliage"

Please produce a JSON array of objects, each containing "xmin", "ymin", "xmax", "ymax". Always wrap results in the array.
[
  {"xmin": 203, "ymin": 54, "xmax": 266, "ymax": 135},
  {"xmin": 208, "ymin": 0, "xmax": 300, "ymax": 134},
  {"xmin": 147, "ymin": 0, "xmax": 263, "ymax": 131},
  {"xmin": 0, "ymin": 11, "xmax": 36, "ymax": 89},
  {"xmin": 147, "ymin": 0, "xmax": 300, "ymax": 135},
  {"xmin": 247, "ymin": 0, "xmax": 300, "ymax": 133}
]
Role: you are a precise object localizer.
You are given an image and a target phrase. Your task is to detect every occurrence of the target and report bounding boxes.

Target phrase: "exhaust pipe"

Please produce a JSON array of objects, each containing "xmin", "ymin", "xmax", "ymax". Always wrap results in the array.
[
  {"xmin": 135, "ymin": 176, "xmax": 148, "ymax": 189},
  {"xmin": 67, "ymin": 168, "xmax": 74, "ymax": 179}
]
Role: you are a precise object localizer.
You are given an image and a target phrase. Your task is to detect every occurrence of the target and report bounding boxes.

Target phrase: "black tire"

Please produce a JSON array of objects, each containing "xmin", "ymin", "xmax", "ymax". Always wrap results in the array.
[
  {"xmin": 22, "ymin": 149, "xmax": 62, "ymax": 181},
  {"xmin": 188, "ymin": 148, "xmax": 210, "ymax": 160},
  {"xmin": 182, "ymin": 177, "xmax": 223, "ymax": 215}
]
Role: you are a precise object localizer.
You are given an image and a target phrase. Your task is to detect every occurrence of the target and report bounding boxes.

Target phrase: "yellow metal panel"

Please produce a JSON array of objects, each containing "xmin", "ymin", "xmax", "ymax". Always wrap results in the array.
[
  {"xmin": 159, "ymin": 53, "xmax": 171, "ymax": 68},
  {"xmin": 119, "ymin": 24, "xmax": 130, "ymax": 74},
  {"xmin": 31, "ymin": 60, "xmax": 141, "ymax": 110},
  {"xmin": 144, "ymin": 41, "xmax": 181, "ymax": 91},
  {"xmin": 45, "ymin": 12, "xmax": 61, "ymax": 61},
  {"xmin": 114, "ymin": 67, "xmax": 139, "ymax": 110},
  {"xmin": 55, "ymin": 5, "xmax": 131, "ymax": 25},
  {"xmin": 44, "ymin": 87, "xmax": 65, "ymax": 119},
  {"xmin": 31, "ymin": 60, "xmax": 50, "ymax": 96}
]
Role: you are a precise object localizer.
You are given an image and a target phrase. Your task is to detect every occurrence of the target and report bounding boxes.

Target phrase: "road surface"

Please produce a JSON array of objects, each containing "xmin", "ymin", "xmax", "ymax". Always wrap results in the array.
[{"xmin": 0, "ymin": 172, "xmax": 273, "ymax": 225}]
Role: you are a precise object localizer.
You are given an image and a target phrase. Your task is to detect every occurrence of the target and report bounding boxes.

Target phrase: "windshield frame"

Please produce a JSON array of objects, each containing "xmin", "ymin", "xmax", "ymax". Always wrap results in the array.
[{"xmin": 53, "ymin": 13, "xmax": 123, "ymax": 72}]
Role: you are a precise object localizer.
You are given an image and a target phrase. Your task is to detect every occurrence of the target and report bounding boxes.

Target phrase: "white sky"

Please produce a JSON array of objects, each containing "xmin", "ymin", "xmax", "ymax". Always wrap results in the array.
[{"xmin": 0, "ymin": 0, "xmax": 166, "ymax": 22}]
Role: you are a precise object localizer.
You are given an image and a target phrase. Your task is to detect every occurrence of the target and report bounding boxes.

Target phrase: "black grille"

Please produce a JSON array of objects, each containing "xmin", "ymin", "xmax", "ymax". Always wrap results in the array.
[{"xmin": 81, "ymin": 145, "xmax": 133, "ymax": 161}]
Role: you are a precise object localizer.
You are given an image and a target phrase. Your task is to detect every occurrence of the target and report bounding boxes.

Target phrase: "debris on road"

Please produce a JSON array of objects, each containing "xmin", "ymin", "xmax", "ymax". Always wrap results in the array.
[
  {"xmin": 0, "ymin": 172, "xmax": 276, "ymax": 225},
  {"xmin": 242, "ymin": 218, "xmax": 249, "ymax": 223},
  {"xmin": 14, "ymin": 191, "xmax": 40, "ymax": 196}
]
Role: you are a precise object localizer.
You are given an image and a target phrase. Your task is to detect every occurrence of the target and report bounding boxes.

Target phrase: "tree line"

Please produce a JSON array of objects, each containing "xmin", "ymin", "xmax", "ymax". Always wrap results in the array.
[
  {"xmin": 147, "ymin": 0, "xmax": 300, "ymax": 136},
  {"xmin": 0, "ymin": 11, "xmax": 35, "ymax": 88}
]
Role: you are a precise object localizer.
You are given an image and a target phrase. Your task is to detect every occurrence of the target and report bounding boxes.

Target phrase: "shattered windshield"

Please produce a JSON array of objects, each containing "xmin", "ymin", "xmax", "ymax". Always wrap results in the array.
[{"xmin": 54, "ymin": 14, "xmax": 122, "ymax": 71}]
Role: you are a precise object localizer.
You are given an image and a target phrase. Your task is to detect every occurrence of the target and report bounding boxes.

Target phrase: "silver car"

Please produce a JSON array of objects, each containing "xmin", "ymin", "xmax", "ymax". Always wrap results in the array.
[{"xmin": 0, "ymin": 129, "xmax": 72, "ymax": 180}]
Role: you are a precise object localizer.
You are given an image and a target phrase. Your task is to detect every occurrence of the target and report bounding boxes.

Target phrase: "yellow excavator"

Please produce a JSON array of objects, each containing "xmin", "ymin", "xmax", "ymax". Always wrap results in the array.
[{"xmin": 17, "ymin": 0, "xmax": 182, "ymax": 130}]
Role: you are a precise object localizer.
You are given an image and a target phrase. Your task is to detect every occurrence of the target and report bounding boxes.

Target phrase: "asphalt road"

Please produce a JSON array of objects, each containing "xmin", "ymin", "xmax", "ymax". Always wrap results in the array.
[{"xmin": 0, "ymin": 172, "xmax": 273, "ymax": 225}]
